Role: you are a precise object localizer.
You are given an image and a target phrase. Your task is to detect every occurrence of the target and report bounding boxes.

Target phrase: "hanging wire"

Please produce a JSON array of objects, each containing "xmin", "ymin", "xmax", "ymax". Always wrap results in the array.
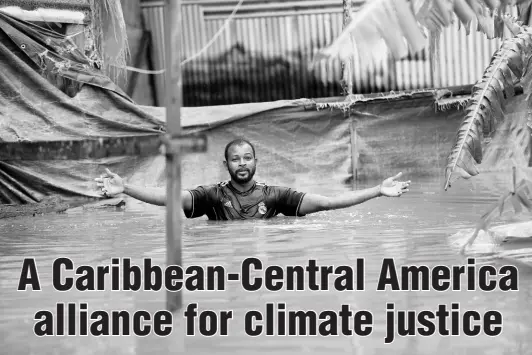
[{"xmin": 119, "ymin": 0, "xmax": 246, "ymax": 74}]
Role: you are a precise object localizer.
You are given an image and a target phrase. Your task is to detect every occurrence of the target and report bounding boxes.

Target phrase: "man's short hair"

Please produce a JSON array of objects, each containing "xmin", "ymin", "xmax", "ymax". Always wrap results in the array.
[{"xmin": 224, "ymin": 139, "xmax": 256, "ymax": 160}]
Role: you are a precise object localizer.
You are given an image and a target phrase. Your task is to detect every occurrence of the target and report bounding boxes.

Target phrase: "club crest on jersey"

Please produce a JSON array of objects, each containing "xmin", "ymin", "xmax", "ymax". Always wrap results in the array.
[
  {"xmin": 223, "ymin": 199, "xmax": 233, "ymax": 208},
  {"xmin": 258, "ymin": 202, "xmax": 267, "ymax": 214}
]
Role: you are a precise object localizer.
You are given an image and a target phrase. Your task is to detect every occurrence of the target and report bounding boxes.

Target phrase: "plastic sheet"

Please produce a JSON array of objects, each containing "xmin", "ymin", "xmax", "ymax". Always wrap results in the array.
[{"xmin": 0, "ymin": 12, "xmax": 530, "ymax": 217}]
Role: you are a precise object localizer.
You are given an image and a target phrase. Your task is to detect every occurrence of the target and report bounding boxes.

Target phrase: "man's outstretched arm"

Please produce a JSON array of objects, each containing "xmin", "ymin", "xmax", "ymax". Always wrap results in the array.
[
  {"xmin": 95, "ymin": 169, "xmax": 192, "ymax": 209},
  {"xmin": 298, "ymin": 172, "xmax": 410, "ymax": 215},
  {"xmin": 123, "ymin": 183, "xmax": 192, "ymax": 209}
]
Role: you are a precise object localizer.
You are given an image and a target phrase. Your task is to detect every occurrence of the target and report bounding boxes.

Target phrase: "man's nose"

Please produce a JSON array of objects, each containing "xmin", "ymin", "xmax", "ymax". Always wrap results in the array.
[{"xmin": 238, "ymin": 159, "xmax": 246, "ymax": 166}]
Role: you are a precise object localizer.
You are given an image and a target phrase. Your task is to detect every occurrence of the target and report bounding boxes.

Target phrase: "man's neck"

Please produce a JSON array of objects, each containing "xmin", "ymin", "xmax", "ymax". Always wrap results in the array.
[{"xmin": 230, "ymin": 179, "xmax": 255, "ymax": 192}]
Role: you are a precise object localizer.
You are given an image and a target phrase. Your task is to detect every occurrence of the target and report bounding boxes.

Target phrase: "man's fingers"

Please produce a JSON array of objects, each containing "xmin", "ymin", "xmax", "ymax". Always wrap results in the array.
[
  {"xmin": 105, "ymin": 168, "xmax": 118, "ymax": 178},
  {"xmin": 392, "ymin": 172, "xmax": 403, "ymax": 180}
]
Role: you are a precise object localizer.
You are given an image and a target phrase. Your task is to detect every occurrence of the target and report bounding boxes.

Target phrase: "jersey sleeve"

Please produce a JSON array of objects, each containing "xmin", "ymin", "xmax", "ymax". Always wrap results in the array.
[
  {"xmin": 184, "ymin": 185, "xmax": 217, "ymax": 218},
  {"xmin": 269, "ymin": 186, "xmax": 306, "ymax": 217}
]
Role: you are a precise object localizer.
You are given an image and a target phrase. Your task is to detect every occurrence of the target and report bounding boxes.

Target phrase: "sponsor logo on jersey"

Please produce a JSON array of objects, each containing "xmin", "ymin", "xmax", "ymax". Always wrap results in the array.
[{"xmin": 258, "ymin": 202, "xmax": 267, "ymax": 214}]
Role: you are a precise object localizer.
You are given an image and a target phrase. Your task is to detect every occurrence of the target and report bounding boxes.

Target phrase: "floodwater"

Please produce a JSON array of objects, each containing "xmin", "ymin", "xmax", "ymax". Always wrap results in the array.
[{"xmin": 1, "ymin": 173, "xmax": 531, "ymax": 355}]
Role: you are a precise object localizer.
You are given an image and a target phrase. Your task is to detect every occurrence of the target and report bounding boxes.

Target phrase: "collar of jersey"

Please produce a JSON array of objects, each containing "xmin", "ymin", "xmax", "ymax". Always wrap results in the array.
[{"xmin": 228, "ymin": 181, "xmax": 256, "ymax": 196}]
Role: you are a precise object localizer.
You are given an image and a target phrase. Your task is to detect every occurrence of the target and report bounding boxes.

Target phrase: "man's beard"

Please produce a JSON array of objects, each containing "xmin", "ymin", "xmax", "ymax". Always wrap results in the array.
[{"xmin": 230, "ymin": 167, "xmax": 255, "ymax": 183}]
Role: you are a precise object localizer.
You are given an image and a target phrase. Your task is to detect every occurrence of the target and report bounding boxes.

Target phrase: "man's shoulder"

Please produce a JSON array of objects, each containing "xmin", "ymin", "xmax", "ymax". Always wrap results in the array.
[
  {"xmin": 260, "ymin": 184, "xmax": 296, "ymax": 195},
  {"xmin": 256, "ymin": 181, "xmax": 284, "ymax": 192},
  {"xmin": 188, "ymin": 182, "xmax": 225, "ymax": 194},
  {"xmin": 192, "ymin": 181, "xmax": 228, "ymax": 188}
]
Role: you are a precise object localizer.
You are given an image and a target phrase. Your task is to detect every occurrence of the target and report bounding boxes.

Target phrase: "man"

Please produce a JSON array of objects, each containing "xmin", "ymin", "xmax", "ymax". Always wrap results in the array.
[{"xmin": 95, "ymin": 139, "xmax": 410, "ymax": 220}]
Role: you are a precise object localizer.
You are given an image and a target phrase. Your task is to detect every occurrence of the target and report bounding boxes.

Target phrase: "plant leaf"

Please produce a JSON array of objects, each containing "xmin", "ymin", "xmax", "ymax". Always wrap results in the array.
[
  {"xmin": 311, "ymin": 0, "xmax": 528, "ymax": 72},
  {"xmin": 502, "ymin": 13, "xmax": 525, "ymax": 35},
  {"xmin": 455, "ymin": 0, "xmax": 477, "ymax": 32},
  {"xmin": 516, "ymin": 0, "xmax": 532, "ymax": 25},
  {"xmin": 484, "ymin": 0, "xmax": 501, "ymax": 10},
  {"xmin": 376, "ymin": 1, "xmax": 410, "ymax": 59},
  {"xmin": 444, "ymin": 27, "xmax": 532, "ymax": 190},
  {"xmin": 511, "ymin": 193, "xmax": 524, "ymax": 213},
  {"xmin": 498, "ymin": 193, "xmax": 507, "ymax": 215},
  {"xmin": 433, "ymin": 0, "xmax": 455, "ymax": 26},
  {"xmin": 311, "ymin": 0, "xmax": 416, "ymax": 69},
  {"xmin": 516, "ymin": 190, "xmax": 532, "ymax": 211}
]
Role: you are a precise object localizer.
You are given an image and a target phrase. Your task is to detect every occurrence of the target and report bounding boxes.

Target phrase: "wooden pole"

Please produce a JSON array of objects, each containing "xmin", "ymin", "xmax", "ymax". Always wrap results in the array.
[
  {"xmin": 349, "ymin": 114, "xmax": 358, "ymax": 190},
  {"xmin": 164, "ymin": 0, "xmax": 183, "ymax": 313},
  {"xmin": 341, "ymin": 0, "xmax": 352, "ymax": 96},
  {"xmin": 343, "ymin": 0, "xmax": 356, "ymax": 188}
]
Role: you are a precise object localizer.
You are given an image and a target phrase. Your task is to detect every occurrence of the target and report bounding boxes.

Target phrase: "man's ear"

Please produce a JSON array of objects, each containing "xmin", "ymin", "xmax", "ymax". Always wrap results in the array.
[{"xmin": 223, "ymin": 160, "xmax": 228, "ymax": 168}]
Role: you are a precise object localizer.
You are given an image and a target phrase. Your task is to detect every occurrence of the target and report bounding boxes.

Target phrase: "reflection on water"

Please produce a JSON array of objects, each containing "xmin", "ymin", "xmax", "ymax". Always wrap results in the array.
[{"xmin": 1, "ymin": 173, "xmax": 531, "ymax": 355}]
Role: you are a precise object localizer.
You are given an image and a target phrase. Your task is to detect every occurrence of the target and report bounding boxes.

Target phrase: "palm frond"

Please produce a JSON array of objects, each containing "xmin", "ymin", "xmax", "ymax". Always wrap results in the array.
[
  {"xmin": 312, "ymin": 0, "xmax": 529, "ymax": 74},
  {"xmin": 444, "ymin": 25, "xmax": 532, "ymax": 190}
]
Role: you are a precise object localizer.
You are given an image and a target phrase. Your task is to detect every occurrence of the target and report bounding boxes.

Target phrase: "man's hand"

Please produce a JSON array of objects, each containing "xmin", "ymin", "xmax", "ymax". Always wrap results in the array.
[
  {"xmin": 379, "ymin": 172, "xmax": 410, "ymax": 197},
  {"xmin": 95, "ymin": 168, "xmax": 124, "ymax": 197}
]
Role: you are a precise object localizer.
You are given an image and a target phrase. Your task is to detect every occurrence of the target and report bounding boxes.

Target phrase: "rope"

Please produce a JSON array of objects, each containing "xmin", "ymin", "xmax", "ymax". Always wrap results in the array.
[
  {"xmin": 123, "ymin": 66, "xmax": 166, "ymax": 74},
  {"xmin": 181, "ymin": 0, "xmax": 245, "ymax": 65},
  {"xmin": 118, "ymin": 0, "xmax": 246, "ymax": 74}
]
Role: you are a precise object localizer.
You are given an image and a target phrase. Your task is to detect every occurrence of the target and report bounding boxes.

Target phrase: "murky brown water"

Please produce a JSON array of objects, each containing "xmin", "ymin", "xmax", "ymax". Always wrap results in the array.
[{"xmin": 1, "ymin": 173, "xmax": 531, "ymax": 355}]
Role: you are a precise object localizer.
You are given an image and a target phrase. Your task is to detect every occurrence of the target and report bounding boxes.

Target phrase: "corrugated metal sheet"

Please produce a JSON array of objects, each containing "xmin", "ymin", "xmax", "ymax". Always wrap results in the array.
[
  {"xmin": 120, "ymin": 0, "xmax": 142, "ymax": 29},
  {"xmin": 140, "ymin": 0, "xmax": 518, "ymax": 106}
]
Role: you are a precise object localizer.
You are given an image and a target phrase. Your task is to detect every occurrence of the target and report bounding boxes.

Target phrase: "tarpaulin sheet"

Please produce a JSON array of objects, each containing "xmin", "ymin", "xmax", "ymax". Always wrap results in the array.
[
  {"xmin": 350, "ymin": 94, "xmax": 531, "ymax": 184},
  {"xmin": 0, "ymin": 12, "xmax": 530, "ymax": 216},
  {"xmin": 0, "ymin": 12, "xmax": 347, "ymax": 208}
]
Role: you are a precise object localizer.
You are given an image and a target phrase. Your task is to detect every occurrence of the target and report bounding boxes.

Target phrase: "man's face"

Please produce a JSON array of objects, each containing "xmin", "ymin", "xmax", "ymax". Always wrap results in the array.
[{"xmin": 225, "ymin": 143, "xmax": 257, "ymax": 184}]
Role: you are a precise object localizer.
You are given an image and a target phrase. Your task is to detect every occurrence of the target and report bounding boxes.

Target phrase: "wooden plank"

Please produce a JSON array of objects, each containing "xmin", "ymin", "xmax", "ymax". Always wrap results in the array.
[
  {"xmin": 341, "ymin": 0, "xmax": 352, "ymax": 96},
  {"xmin": 0, "ymin": 0, "xmax": 90, "ymax": 10},
  {"xmin": 126, "ymin": 31, "xmax": 151, "ymax": 97},
  {"xmin": 0, "ymin": 7, "xmax": 87, "ymax": 24},
  {"xmin": 0, "ymin": 134, "xmax": 207, "ymax": 161},
  {"xmin": 164, "ymin": 0, "xmax": 184, "ymax": 314}
]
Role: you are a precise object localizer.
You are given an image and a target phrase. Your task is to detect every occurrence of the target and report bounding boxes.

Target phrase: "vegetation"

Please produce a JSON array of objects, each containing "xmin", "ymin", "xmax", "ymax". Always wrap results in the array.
[{"xmin": 313, "ymin": 0, "xmax": 532, "ymax": 188}]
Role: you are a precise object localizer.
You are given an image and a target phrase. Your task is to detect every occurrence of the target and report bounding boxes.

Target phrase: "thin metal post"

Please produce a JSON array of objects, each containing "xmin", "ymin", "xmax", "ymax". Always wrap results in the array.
[{"xmin": 164, "ymin": 0, "xmax": 183, "ymax": 313}]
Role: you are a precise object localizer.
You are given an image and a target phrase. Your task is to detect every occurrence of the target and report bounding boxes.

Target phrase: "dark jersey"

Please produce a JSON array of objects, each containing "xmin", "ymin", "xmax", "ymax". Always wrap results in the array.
[{"xmin": 184, "ymin": 181, "xmax": 306, "ymax": 220}]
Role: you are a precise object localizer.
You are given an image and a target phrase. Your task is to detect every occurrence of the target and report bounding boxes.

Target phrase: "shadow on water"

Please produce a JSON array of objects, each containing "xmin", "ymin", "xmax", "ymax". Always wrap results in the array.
[{"xmin": 1, "ymin": 174, "xmax": 531, "ymax": 355}]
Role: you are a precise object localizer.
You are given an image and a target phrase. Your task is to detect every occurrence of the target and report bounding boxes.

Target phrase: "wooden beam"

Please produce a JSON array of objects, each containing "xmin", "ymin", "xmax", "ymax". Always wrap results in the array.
[
  {"xmin": 0, "ymin": 134, "xmax": 207, "ymax": 161},
  {"xmin": 0, "ymin": 7, "xmax": 86, "ymax": 24},
  {"xmin": 126, "ymin": 31, "xmax": 151, "ymax": 97},
  {"xmin": 341, "ymin": 0, "xmax": 352, "ymax": 96},
  {"xmin": 164, "ymin": 0, "xmax": 184, "ymax": 314},
  {"xmin": 308, "ymin": 84, "xmax": 525, "ymax": 110}
]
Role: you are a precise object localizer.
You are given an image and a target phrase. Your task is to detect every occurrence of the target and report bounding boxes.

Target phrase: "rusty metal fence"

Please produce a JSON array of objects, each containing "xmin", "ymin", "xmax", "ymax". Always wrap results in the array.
[{"xmin": 140, "ymin": 0, "xmax": 514, "ymax": 106}]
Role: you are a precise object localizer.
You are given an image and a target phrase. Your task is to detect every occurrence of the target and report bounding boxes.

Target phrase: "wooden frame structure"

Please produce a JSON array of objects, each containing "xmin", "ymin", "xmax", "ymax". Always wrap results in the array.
[{"xmin": 0, "ymin": 0, "xmax": 203, "ymax": 314}]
